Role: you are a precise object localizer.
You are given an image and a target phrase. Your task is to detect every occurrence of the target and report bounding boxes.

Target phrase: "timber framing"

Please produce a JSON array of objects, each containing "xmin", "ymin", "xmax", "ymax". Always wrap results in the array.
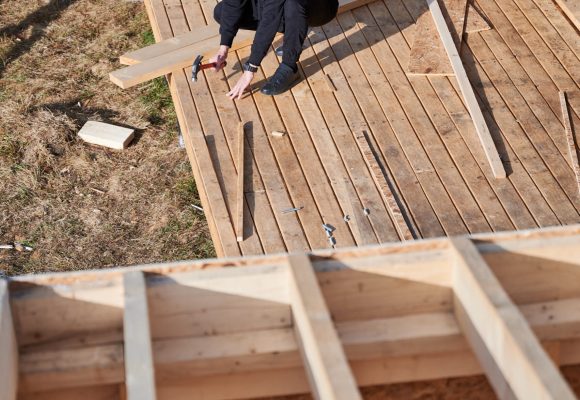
[{"xmin": 4, "ymin": 224, "xmax": 580, "ymax": 399}]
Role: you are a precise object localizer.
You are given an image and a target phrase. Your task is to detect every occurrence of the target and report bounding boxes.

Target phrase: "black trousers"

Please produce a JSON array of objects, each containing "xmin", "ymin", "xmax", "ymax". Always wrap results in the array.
[{"xmin": 214, "ymin": 0, "xmax": 338, "ymax": 69}]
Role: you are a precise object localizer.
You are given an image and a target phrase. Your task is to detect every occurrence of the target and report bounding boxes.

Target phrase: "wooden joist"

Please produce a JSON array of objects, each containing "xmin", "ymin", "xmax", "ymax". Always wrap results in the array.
[
  {"xmin": 559, "ymin": 91, "xmax": 580, "ymax": 196},
  {"xmin": 8, "ymin": 225, "xmax": 580, "ymax": 398},
  {"xmin": 123, "ymin": 271, "xmax": 157, "ymax": 400},
  {"xmin": 17, "ymin": 297, "xmax": 580, "ymax": 392},
  {"xmin": 450, "ymin": 237, "xmax": 576, "ymax": 400},
  {"xmin": 0, "ymin": 279, "xmax": 17, "ymax": 400},
  {"xmin": 288, "ymin": 253, "xmax": 362, "ymax": 399},
  {"xmin": 426, "ymin": 0, "xmax": 506, "ymax": 179}
]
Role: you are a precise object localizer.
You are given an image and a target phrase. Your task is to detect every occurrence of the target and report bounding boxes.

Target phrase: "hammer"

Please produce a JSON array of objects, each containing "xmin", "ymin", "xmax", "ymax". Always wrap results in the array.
[{"xmin": 191, "ymin": 55, "xmax": 226, "ymax": 82}]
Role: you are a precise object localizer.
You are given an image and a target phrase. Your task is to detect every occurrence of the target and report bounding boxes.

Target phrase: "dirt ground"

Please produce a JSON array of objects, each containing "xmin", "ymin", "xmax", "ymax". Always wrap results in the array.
[
  {"xmin": 0, "ymin": 0, "xmax": 214, "ymax": 276},
  {"xmin": 1, "ymin": 0, "xmax": 579, "ymax": 398}
]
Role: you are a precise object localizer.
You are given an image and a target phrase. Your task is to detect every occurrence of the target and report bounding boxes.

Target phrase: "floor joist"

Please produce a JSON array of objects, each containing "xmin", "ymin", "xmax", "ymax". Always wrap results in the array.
[{"xmin": 450, "ymin": 236, "xmax": 576, "ymax": 400}]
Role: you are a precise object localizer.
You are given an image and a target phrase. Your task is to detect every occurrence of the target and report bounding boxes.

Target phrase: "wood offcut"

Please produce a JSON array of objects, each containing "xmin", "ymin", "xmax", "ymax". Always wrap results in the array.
[{"xmin": 559, "ymin": 91, "xmax": 580, "ymax": 195}]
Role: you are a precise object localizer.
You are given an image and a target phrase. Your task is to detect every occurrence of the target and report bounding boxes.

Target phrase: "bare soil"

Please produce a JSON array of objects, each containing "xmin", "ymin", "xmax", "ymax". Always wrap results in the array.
[{"xmin": 0, "ymin": 0, "xmax": 214, "ymax": 276}]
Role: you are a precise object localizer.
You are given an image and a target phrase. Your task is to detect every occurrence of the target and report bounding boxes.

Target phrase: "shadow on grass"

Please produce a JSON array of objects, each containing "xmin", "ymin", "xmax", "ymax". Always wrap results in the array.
[{"xmin": 0, "ymin": 0, "xmax": 79, "ymax": 78}]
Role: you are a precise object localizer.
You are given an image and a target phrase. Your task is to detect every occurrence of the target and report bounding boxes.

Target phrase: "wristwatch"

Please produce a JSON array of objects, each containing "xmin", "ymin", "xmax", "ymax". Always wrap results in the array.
[{"xmin": 242, "ymin": 62, "xmax": 259, "ymax": 73}]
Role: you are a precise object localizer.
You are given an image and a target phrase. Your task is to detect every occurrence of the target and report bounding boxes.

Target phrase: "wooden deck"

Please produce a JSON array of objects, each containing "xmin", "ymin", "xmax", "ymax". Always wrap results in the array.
[{"xmin": 143, "ymin": 0, "xmax": 580, "ymax": 258}]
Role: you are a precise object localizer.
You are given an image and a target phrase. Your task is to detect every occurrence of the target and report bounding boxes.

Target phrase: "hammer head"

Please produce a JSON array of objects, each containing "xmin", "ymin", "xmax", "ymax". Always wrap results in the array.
[{"xmin": 191, "ymin": 55, "xmax": 203, "ymax": 82}]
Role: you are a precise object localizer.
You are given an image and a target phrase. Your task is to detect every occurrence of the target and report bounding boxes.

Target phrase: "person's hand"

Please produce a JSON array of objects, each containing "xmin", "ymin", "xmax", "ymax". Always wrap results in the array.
[
  {"xmin": 209, "ymin": 45, "xmax": 229, "ymax": 71},
  {"xmin": 227, "ymin": 71, "xmax": 255, "ymax": 100}
]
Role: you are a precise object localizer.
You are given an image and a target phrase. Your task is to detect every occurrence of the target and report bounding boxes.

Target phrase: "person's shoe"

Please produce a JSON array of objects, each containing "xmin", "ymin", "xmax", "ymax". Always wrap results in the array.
[
  {"xmin": 260, "ymin": 63, "xmax": 300, "ymax": 96},
  {"xmin": 274, "ymin": 46, "xmax": 283, "ymax": 57}
]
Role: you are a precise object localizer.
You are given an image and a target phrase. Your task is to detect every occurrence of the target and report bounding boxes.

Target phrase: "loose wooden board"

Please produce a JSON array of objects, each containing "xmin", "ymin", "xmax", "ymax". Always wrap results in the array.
[
  {"xmin": 408, "ymin": 0, "xmax": 468, "ymax": 76},
  {"xmin": 111, "ymin": 0, "xmax": 388, "ymax": 89},
  {"xmin": 559, "ymin": 92, "xmax": 580, "ymax": 196},
  {"xmin": 553, "ymin": 0, "xmax": 580, "ymax": 30},
  {"xmin": 426, "ymin": 0, "xmax": 506, "ymax": 179},
  {"xmin": 78, "ymin": 121, "xmax": 134, "ymax": 150}
]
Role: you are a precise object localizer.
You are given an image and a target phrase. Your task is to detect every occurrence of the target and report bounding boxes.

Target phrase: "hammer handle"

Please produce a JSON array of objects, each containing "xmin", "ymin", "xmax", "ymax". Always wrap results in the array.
[{"xmin": 200, "ymin": 61, "xmax": 227, "ymax": 70}]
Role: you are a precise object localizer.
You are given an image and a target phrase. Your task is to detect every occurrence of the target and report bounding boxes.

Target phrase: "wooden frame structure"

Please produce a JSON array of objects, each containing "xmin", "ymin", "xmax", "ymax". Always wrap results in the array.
[{"xmin": 4, "ymin": 224, "xmax": 580, "ymax": 399}]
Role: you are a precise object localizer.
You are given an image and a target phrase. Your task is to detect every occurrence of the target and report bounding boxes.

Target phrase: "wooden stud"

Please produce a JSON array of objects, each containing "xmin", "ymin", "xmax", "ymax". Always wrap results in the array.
[
  {"xmin": 427, "ymin": 0, "xmax": 506, "ymax": 179},
  {"xmin": 450, "ymin": 236, "xmax": 576, "ymax": 400},
  {"xmin": 0, "ymin": 279, "xmax": 17, "ymax": 400},
  {"xmin": 287, "ymin": 253, "xmax": 362, "ymax": 400},
  {"xmin": 236, "ymin": 121, "xmax": 245, "ymax": 242},
  {"xmin": 354, "ymin": 131, "xmax": 416, "ymax": 240},
  {"xmin": 559, "ymin": 91, "xmax": 580, "ymax": 196},
  {"xmin": 123, "ymin": 271, "xmax": 157, "ymax": 400}
]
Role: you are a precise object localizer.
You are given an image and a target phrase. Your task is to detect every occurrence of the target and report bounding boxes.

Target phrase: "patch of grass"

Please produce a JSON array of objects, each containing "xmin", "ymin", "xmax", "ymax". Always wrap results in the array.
[
  {"xmin": 140, "ymin": 77, "xmax": 177, "ymax": 127},
  {"xmin": 142, "ymin": 29, "xmax": 155, "ymax": 46},
  {"xmin": 174, "ymin": 176, "xmax": 199, "ymax": 206}
]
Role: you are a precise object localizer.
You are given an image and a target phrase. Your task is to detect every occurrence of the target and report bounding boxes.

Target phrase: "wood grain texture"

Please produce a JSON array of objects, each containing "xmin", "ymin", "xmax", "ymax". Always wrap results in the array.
[
  {"xmin": 464, "ymin": 4, "xmax": 492, "ymax": 33},
  {"xmin": 559, "ymin": 91, "xmax": 580, "ymax": 196},
  {"xmin": 236, "ymin": 121, "xmax": 245, "ymax": 242},
  {"xmin": 354, "ymin": 130, "xmax": 416, "ymax": 240},
  {"xmin": 451, "ymin": 237, "xmax": 576, "ymax": 400},
  {"xmin": 123, "ymin": 272, "xmax": 156, "ymax": 400},
  {"xmin": 288, "ymin": 253, "xmax": 362, "ymax": 400},
  {"xmin": 0, "ymin": 279, "xmax": 17, "ymax": 400},
  {"xmin": 408, "ymin": 0, "xmax": 468, "ymax": 75},
  {"xmin": 427, "ymin": 0, "xmax": 506, "ymax": 179},
  {"xmin": 553, "ymin": 0, "xmax": 580, "ymax": 30}
]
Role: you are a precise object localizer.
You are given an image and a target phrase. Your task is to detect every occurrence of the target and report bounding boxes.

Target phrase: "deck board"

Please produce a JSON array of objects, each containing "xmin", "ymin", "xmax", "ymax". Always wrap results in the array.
[{"xmin": 143, "ymin": 0, "xmax": 580, "ymax": 257}]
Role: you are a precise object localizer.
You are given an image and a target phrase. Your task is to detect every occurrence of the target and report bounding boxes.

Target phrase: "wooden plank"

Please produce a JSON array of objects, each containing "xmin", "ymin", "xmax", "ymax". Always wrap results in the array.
[
  {"xmin": 309, "ymin": 24, "xmax": 449, "ymax": 238},
  {"xmin": 560, "ymin": 91, "xmax": 580, "ymax": 196},
  {"xmin": 427, "ymin": 0, "xmax": 506, "ymax": 179},
  {"xmin": 77, "ymin": 121, "xmax": 134, "ymax": 150},
  {"xmin": 165, "ymin": 3, "xmax": 264, "ymax": 255},
  {"xmin": 120, "ymin": 24, "xmax": 218, "ymax": 65},
  {"xmin": 376, "ymin": 0, "xmax": 515, "ymax": 232},
  {"xmin": 254, "ymin": 47, "xmax": 359, "ymax": 248},
  {"xmin": 553, "ymin": 0, "xmax": 580, "ymax": 30},
  {"xmin": 17, "ymin": 295, "xmax": 580, "ymax": 392},
  {"xmin": 110, "ymin": 29, "xmax": 255, "ymax": 89},
  {"xmin": 408, "ymin": 0, "xmax": 468, "ymax": 76},
  {"xmin": 288, "ymin": 253, "xmax": 362, "ymax": 400},
  {"xmin": 123, "ymin": 271, "xmax": 156, "ymax": 400},
  {"xmin": 0, "ymin": 279, "xmax": 17, "ymax": 400},
  {"xmin": 465, "ymin": 4, "xmax": 492, "ymax": 33},
  {"xmin": 354, "ymin": 130, "xmax": 416, "ymax": 240},
  {"xmin": 463, "ymin": 35, "xmax": 580, "ymax": 222},
  {"xmin": 298, "ymin": 36, "xmax": 404, "ymax": 243},
  {"xmin": 112, "ymin": 0, "xmax": 384, "ymax": 89},
  {"xmin": 333, "ymin": 10, "xmax": 486, "ymax": 235},
  {"xmin": 450, "ymin": 236, "xmax": 576, "ymax": 400},
  {"xmin": 236, "ymin": 121, "xmax": 245, "ymax": 242}
]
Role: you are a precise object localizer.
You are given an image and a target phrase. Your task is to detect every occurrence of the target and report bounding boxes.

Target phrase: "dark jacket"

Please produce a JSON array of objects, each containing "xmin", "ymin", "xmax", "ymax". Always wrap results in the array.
[{"xmin": 219, "ymin": 0, "xmax": 285, "ymax": 66}]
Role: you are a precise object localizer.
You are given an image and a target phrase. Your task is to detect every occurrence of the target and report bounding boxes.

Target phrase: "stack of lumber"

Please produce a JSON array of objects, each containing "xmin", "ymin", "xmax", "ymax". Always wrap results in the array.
[{"xmin": 3, "ymin": 225, "xmax": 580, "ymax": 399}]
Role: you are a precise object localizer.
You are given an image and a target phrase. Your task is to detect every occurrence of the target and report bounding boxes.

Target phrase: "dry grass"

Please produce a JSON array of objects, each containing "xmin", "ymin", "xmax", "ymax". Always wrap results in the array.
[{"xmin": 0, "ymin": 0, "xmax": 214, "ymax": 275}]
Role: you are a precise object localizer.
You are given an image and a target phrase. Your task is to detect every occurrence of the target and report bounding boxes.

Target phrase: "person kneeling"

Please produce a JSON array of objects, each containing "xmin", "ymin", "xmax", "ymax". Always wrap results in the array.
[{"xmin": 210, "ymin": 0, "xmax": 338, "ymax": 99}]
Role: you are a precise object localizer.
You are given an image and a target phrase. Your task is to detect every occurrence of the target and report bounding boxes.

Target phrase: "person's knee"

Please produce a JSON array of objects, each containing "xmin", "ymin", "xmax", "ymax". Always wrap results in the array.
[
  {"xmin": 213, "ymin": 2, "xmax": 223, "ymax": 24},
  {"xmin": 284, "ymin": 0, "xmax": 308, "ymax": 19},
  {"xmin": 307, "ymin": 0, "xmax": 339, "ymax": 27}
]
